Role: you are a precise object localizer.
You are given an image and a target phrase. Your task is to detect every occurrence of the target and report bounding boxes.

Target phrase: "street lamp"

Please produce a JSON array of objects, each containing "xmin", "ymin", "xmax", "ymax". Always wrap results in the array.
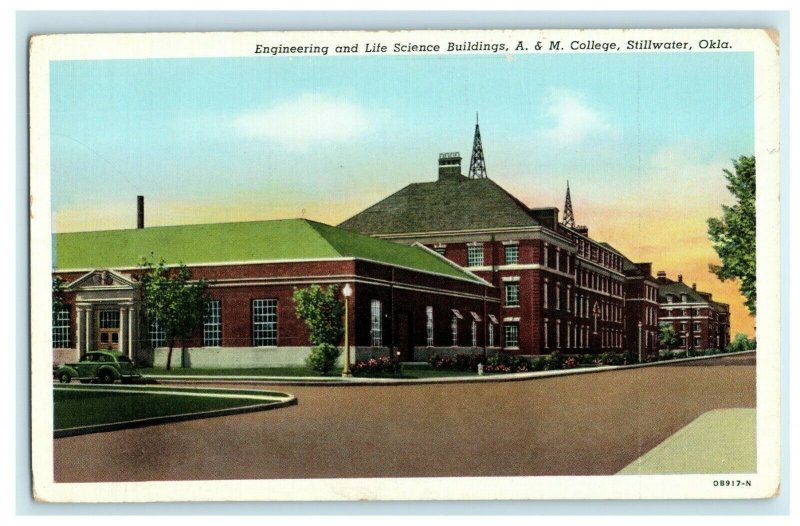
[
  {"xmin": 637, "ymin": 321, "xmax": 643, "ymax": 363},
  {"xmin": 342, "ymin": 283, "xmax": 353, "ymax": 377}
]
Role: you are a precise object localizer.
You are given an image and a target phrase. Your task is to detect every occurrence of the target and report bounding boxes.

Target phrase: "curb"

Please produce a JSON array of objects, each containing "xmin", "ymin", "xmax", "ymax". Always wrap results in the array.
[
  {"xmin": 54, "ymin": 394, "xmax": 298, "ymax": 438},
  {"xmin": 143, "ymin": 350, "xmax": 756, "ymax": 387}
]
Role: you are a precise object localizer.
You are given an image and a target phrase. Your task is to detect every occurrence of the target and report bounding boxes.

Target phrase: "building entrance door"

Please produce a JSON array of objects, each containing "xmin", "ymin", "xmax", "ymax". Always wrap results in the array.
[
  {"xmin": 96, "ymin": 310, "xmax": 120, "ymax": 350},
  {"xmin": 396, "ymin": 311, "xmax": 412, "ymax": 362}
]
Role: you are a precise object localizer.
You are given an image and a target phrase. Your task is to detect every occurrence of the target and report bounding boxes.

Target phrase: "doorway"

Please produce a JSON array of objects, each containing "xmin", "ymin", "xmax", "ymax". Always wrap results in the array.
[
  {"xmin": 96, "ymin": 310, "xmax": 120, "ymax": 350},
  {"xmin": 396, "ymin": 311, "xmax": 413, "ymax": 362}
]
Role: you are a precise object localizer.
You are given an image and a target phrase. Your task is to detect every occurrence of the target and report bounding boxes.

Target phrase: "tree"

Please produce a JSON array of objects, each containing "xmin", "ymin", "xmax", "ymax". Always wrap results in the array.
[
  {"xmin": 707, "ymin": 155, "xmax": 756, "ymax": 315},
  {"xmin": 659, "ymin": 324, "xmax": 680, "ymax": 351},
  {"xmin": 293, "ymin": 284, "xmax": 344, "ymax": 374},
  {"xmin": 52, "ymin": 276, "xmax": 66, "ymax": 315},
  {"xmin": 139, "ymin": 258, "xmax": 210, "ymax": 370}
]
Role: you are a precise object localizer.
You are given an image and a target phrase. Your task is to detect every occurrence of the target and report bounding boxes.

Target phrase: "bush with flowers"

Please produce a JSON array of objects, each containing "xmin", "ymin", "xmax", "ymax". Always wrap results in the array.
[
  {"xmin": 352, "ymin": 356, "xmax": 399, "ymax": 377},
  {"xmin": 428, "ymin": 353, "xmax": 483, "ymax": 371},
  {"xmin": 484, "ymin": 353, "xmax": 531, "ymax": 373}
]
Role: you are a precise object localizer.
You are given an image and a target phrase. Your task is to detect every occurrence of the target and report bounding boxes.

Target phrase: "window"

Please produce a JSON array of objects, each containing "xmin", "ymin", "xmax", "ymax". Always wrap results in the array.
[
  {"xmin": 467, "ymin": 244, "xmax": 484, "ymax": 267},
  {"xmin": 471, "ymin": 321, "xmax": 477, "ymax": 347},
  {"xmin": 52, "ymin": 307, "xmax": 70, "ymax": 348},
  {"xmin": 434, "ymin": 245, "xmax": 446, "ymax": 256},
  {"xmin": 451, "ymin": 316, "xmax": 458, "ymax": 346},
  {"xmin": 504, "ymin": 244, "xmax": 519, "ymax": 265},
  {"xmin": 555, "ymin": 283, "xmax": 561, "ymax": 310},
  {"xmin": 544, "ymin": 318, "xmax": 549, "ymax": 349},
  {"xmin": 504, "ymin": 323, "xmax": 519, "ymax": 348},
  {"xmin": 150, "ymin": 317, "xmax": 166, "ymax": 348},
  {"xmin": 555, "ymin": 248, "xmax": 561, "ymax": 271},
  {"xmin": 505, "ymin": 283, "xmax": 520, "ymax": 307},
  {"xmin": 203, "ymin": 300, "xmax": 221, "ymax": 347},
  {"xmin": 694, "ymin": 336, "xmax": 701, "ymax": 347},
  {"xmin": 556, "ymin": 320, "xmax": 561, "ymax": 348},
  {"xmin": 253, "ymin": 298, "xmax": 278, "ymax": 346},
  {"xmin": 543, "ymin": 279, "xmax": 549, "ymax": 309},
  {"xmin": 566, "ymin": 285, "xmax": 572, "ymax": 312},
  {"xmin": 370, "ymin": 299, "xmax": 382, "ymax": 347},
  {"xmin": 693, "ymin": 322, "xmax": 701, "ymax": 332},
  {"xmin": 488, "ymin": 322, "xmax": 495, "ymax": 347},
  {"xmin": 543, "ymin": 244, "xmax": 549, "ymax": 267},
  {"xmin": 426, "ymin": 306, "xmax": 434, "ymax": 346}
]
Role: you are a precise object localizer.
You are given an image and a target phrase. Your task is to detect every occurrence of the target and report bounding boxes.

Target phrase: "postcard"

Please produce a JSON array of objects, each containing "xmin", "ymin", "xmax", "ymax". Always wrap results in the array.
[{"xmin": 29, "ymin": 28, "xmax": 781, "ymax": 502}]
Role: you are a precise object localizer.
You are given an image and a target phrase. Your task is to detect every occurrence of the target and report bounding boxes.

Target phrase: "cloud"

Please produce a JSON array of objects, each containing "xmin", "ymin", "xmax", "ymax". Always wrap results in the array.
[
  {"xmin": 233, "ymin": 94, "xmax": 371, "ymax": 151},
  {"xmin": 538, "ymin": 88, "xmax": 615, "ymax": 146}
]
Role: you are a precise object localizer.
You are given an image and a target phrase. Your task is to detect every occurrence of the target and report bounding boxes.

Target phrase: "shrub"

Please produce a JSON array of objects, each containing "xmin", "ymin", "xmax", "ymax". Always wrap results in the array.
[
  {"xmin": 727, "ymin": 333, "xmax": 755, "ymax": 353},
  {"xmin": 428, "ymin": 353, "xmax": 483, "ymax": 371},
  {"xmin": 621, "ymin": 350, "xmax": 639, "ymax": 365},
  {"xmin": 562, "ymin": 356, "xmax": 578, "ymax": 369},
  {"xmin": 305, "ymin": 343, "xmax": 341, "ymax": 375},
  {"xmin": 485, "ymin": 353, "xmax": 531, "ymax": 373},
  {"xmin": 579, "ymin": 353, "xmax": 598, "ymax": 366},
  {"xmin": 352, "ymin": 356, "xmax": 397, "ymax": 376}
]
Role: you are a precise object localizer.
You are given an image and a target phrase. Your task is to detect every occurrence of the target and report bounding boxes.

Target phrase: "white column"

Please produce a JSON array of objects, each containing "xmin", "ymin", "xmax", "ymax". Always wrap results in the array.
[
  {"xmin": 85, "ymin": 307, "xmax": 93, "ymax": 353},
  {"xmin": 75, "ymin": 307, "xmax": 83, "ymax": 356},
  {"xmin": 128, "ymin": 307, "xmax": 135, "ymax": 358},
  {"xmin": 119, "ymin": 306, "xmax": 127, "ymax": 353}
]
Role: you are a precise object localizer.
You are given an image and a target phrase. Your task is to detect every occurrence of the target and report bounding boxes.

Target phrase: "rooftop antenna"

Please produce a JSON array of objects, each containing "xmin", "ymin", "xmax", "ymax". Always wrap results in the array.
[
  {"xmin": 562, "ymin": 181, "xmax": 576, "ymax": 228},
  {"xmin": 468, "ymin": 112, "xmax": 488, "ymax": 179}
]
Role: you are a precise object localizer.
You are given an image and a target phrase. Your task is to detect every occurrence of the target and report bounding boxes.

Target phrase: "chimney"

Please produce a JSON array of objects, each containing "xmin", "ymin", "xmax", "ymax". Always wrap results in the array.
[
  {"xmin": 677, "ymin": 274, "xmax": 683, "ymax": 283},
  {"xmin": 692, "ymin": 283, "xmax": 697, "ymax": 291},
  {"xmin": 438, "ymin": 152, "xmax": 463, "ymax": 180},
  {"xmin": 656, "ymin": 270, "xmax": 667, "ymax": 282},
  {"xmin": 137, "ymin": 195, "xmax": 144, "ymax": 229}
]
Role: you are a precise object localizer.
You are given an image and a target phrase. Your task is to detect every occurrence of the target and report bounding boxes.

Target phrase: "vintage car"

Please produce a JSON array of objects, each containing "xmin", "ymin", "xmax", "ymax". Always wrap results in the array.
[{"xmin": 55, "ymin": 351, "xmax": 143, "ymax": 384}]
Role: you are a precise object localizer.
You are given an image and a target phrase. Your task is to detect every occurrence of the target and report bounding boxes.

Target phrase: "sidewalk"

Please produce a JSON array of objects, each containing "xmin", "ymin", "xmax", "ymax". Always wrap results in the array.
[
  {"xmin": 143, "ymin": 350, "xmax": 755, "ymax": 386},
  {"xmin": 617, "ymin": 408, "xmax": 756, "ymax": 474}
]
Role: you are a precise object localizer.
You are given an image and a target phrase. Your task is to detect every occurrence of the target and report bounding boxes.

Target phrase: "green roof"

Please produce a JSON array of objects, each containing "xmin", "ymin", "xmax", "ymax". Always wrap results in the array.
[
  {"xmin": 338, "ymin": 176, "xmax": 541, "ymax": 235},
  {"xmin": 54, "ymin": 219, "xmax": 485, "ymax": 284}
]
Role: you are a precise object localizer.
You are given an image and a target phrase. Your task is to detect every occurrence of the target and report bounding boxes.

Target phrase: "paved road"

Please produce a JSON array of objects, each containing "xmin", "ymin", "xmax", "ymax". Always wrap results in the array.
[{"xmin": 54, "ymin": 354, "xmax": 756, "ymax": 482}]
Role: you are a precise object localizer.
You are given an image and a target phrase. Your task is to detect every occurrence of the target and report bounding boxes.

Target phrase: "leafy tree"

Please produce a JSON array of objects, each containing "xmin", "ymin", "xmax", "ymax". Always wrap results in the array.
[
  {"xmin": 659, "ymin": 324, "xmax": 680, "ymax": 351},
  {"xmin": 139, "ymin": 258, "xmax": 210, "ymax": 370},
  {"xmin": 293, "ymin": 284, "xmax": 344, "ymax": 374},
  {"xmin": 707, "ymin": 155, "xmax": 756, "ymax": 315},
  {"xmin": 52, "ymin": 276, "xmax": 66, "ymax": 315}
]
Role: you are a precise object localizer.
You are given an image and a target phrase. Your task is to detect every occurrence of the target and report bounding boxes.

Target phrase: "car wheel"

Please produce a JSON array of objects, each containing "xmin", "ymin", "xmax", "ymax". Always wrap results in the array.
[
  {"xmin": 98, "ymin": 370, "xmax": 115, "ymax": 384},
  {"xmin": 58, "ymin": 372, "xmax": 71, "ymax": 384}
]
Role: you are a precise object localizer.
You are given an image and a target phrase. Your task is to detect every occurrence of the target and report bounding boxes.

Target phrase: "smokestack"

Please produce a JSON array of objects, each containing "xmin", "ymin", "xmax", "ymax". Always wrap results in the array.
[{"xmin": 137, "ymin": 195, "xmax": 144, "ymax": 229}]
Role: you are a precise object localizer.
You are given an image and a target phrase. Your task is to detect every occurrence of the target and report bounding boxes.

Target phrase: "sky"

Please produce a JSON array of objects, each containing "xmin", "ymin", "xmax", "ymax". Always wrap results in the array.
[{"xmin": 49, "ymin": 51, "xmax": 755, "ymax": 336}]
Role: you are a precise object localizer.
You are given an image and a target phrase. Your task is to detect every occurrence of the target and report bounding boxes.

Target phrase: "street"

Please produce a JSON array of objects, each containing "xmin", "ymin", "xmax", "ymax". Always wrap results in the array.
[{"xmin": 54, "ymin": 353, "xmax": 756, "ymax": 481}]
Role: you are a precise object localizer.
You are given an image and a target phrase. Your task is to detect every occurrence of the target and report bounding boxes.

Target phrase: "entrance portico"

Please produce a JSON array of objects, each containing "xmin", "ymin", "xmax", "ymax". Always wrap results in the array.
[{"xmin": 67, "ymin": 269, "xmax": 140, "ymax": 360}]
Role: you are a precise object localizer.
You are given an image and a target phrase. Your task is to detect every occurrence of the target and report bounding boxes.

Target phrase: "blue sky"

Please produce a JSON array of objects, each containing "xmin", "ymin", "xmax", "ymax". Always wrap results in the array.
[{"xmin": 50, "ymin": 51, "xmax": 753, "ymax": 230}]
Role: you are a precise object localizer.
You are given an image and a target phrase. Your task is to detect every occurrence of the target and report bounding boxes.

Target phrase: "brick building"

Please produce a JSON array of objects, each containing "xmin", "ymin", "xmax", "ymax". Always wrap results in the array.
[
  {"xmin": 656, "ymin": 272, "xmax": 731, "ymax": 351},
  {"xmin": 52, "ymin": 218, "xmax": 500, "ymax": 367},
  {"xmin": 339, "ymin": 126, "xmax": 645, "ymax": 356}
]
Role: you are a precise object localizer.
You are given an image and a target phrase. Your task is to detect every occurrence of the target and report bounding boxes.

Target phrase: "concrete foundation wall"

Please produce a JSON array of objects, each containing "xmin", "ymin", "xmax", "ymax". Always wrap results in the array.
[
  {"xmin": 53, "ymin": 348, "xmax": 80, "ymax": 365},
  {"xmin": 412, "ymin": 346, "xmax": 499, "ymax": 362},
  {"xmin": 150, "ymin": 346, "xmax": 319, "ymax": 369}
]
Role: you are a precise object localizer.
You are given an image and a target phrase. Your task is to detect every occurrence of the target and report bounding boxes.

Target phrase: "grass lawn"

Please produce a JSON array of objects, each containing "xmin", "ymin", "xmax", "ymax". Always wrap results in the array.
[
  {"xmin": 139, "ymin": 363, "xmax": 481, "ymax": 379},
  {"xmin": 53, "ymin": 384, "xmax": 292, "ymax": 431}
]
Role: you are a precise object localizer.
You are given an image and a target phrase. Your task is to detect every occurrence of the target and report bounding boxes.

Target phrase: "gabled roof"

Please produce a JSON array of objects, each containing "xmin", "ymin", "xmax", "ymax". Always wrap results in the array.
[
  {"xmin": 658, "ymin": 279, "xmax": 730, "ymax": 313},
  {"xmin": 658, "ymin": 279, "xmax": 708, "ymax": 303},
  {"xmin": 338, "ymin": 176, "xmax": 541, "ymax": 235},
  {"xmin": 53, "ymin": 219, "xmax": 487, "ymax": 284}
]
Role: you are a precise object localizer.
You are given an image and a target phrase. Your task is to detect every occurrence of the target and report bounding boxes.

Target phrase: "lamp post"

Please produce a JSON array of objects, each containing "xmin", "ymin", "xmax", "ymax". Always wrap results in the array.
[
  {"xmin": 342, "ymin": 283, "xmax": 353, "ymax": 377},
  {"xmin": 637, "ymin": 321, "xmax": 643, "ymax": 363}
]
